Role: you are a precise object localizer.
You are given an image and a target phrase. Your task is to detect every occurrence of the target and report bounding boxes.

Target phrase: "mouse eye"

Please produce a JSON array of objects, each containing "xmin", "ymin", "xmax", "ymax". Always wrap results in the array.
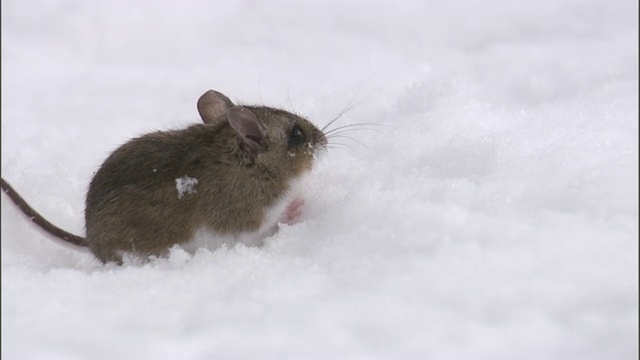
[{"xmin": 289, "ymin": 126, "xmax": 306, "ymax": 145}]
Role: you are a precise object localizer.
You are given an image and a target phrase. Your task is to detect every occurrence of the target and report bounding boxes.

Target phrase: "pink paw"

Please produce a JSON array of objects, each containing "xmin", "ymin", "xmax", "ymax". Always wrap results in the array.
[{"xmin": 282, "ymin": 198, "xmax": 304, "ymax": 225}]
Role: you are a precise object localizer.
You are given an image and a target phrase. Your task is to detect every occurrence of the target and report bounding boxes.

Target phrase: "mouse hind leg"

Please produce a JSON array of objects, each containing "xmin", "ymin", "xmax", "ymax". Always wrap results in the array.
[{"xmin": 91, "ymin": 245, "xmax": 124, "ymax": 265}]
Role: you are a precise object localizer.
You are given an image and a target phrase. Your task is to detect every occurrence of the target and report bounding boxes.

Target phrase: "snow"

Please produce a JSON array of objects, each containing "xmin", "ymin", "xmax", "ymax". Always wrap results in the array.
[
  {"xmin": 1, "ymin": 0, "xmax": 637, "ymax": 359},
  {"xmin": 175, "ymin": 176, "xmax": 198, "ymax": 199}
]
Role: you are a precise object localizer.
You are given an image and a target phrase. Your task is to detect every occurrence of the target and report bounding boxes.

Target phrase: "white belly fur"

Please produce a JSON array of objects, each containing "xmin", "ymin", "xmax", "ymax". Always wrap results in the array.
[{"xmin": 180, "ymin": 177, "xmax": 305, "ymax": 253}]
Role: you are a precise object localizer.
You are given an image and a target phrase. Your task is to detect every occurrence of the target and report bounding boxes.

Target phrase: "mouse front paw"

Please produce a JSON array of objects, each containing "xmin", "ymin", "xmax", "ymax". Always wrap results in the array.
[{"xmin": 282, "ymin": 198, "xmax": 304, "ymax": 225}]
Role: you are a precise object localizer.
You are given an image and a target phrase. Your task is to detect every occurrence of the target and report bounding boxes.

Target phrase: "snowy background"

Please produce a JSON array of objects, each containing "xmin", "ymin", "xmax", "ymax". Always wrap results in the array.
[{"xmin": 1, "ymin": 0, "xmax": 638, "ymax": 359}]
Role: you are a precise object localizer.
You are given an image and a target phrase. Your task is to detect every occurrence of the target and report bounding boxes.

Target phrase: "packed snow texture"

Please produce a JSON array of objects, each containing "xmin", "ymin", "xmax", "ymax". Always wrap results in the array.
[
  {"xmin": 176, "ymin": 176, "xmax": 198, "ymax": 199},
  {"xmin": 1, "ymin": 0, "xmax": 637, "ymax": 359}
]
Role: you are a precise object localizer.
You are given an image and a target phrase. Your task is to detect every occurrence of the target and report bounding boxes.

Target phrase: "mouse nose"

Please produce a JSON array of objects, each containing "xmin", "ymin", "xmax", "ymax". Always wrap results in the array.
[{"xmin": 315, "ymin": 132, "xmax": 328, "ymax": 147}]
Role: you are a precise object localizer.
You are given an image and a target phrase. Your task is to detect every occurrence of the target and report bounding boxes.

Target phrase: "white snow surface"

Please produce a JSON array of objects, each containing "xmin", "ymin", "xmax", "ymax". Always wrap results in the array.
[{"xmin": 1, "ymin": 0, "xmax": 638, "ymax": 359}]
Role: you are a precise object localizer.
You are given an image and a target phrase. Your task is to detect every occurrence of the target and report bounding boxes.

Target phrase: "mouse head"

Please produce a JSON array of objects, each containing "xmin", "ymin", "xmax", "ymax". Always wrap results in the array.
[{"xmin": 197, "ymin": 90, "xmax": 327, "ymax": 178}]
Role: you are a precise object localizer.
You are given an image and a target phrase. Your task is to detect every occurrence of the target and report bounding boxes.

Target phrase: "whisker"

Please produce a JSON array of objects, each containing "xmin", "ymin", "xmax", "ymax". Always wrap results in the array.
[
  {"xmin": 321, "ymin": 106, "xmax": 354, "ymax": 133},
  {"xmin": 316, "ymin": 90, "xmax": 387, "ymax": 153},
  {"xmin": 324, "ymin": 123, "xmax": 387, "ymax": 136},
  {"xmin": 326, "ymin": 134, "xmax": 367, "ymax": 148},
  {"xmin": 325, "ymin": 128, "xmax": 381, "ymax": 139},
  {"xmin": 325, "ymin": 143, "xmax": 355, "ymax": 150},
  {"xmin": 321, "ymin": 89, "xmax": 370, "ymax": 132}
]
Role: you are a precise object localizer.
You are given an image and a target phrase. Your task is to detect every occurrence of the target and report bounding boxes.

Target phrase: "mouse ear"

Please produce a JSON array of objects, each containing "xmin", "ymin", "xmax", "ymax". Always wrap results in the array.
[
  {"xmin": 227, "ymin": 107, "xmax": 264, "ymax": 154},
  {"xmin": 197, "ymin": 90, "xmax": 235, "ymax": 124}
]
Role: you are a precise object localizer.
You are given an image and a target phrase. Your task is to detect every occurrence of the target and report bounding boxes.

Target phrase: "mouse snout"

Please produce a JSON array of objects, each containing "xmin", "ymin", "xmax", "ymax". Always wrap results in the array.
[{"xmin": 315, "ymin": 132, "xmax": 328, "ymax": 147}]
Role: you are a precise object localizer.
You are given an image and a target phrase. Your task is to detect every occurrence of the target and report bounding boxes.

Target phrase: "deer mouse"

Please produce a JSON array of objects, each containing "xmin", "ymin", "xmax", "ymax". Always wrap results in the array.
[{"xmin": 1, "ymin": 89, "xmax": 327, "ymax": 264}]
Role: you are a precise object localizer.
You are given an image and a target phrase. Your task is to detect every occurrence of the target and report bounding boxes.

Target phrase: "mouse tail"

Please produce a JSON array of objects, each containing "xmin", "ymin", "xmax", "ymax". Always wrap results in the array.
[{"xmin": 1, "ymin": 178, "xmax": 88, "ymax": 247}]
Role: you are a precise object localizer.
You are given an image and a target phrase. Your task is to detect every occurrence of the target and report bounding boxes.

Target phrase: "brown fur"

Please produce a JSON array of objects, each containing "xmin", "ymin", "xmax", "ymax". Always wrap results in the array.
[{"xmin": 4, "ymin": 90, "xmax": 327, "ymax": 264}]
